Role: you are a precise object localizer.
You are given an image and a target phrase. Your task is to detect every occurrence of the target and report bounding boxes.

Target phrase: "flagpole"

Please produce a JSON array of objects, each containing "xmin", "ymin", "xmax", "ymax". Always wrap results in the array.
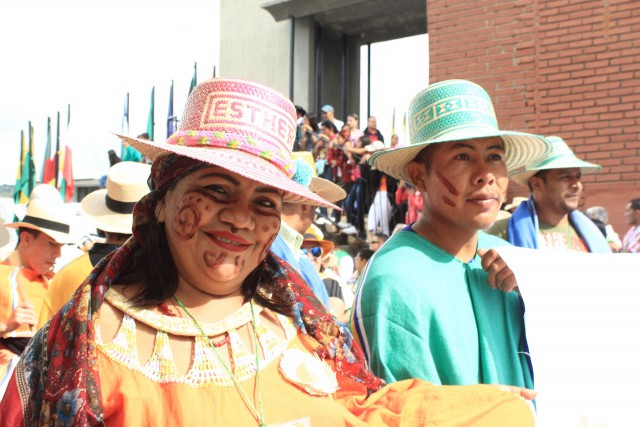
[
  {"xmin": 42, "ymin": 116, "xmax": 51, "ymax": 182},
  {"xmin": 67, "ymin": 104, "xmax": 71, "ymax": 129},
  {"xmin": 28, "ymin": 121, "xmax": 35, "ymax": 197},
  {"xmin": 55, "ymin": 111, "xmax": 60, "ymax": 188}
]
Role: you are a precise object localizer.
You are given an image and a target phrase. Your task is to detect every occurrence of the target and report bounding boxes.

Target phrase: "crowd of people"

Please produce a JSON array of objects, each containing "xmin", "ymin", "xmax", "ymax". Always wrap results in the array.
[{"xmin": 0, "ymin": 77, "xmax": 637, "ymax": 425}]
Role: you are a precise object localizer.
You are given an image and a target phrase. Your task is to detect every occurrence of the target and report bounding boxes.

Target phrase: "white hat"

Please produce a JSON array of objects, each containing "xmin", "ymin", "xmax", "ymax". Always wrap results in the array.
[
  {"xmin": 5, "ymin": 199, "xmax": 73, "ymax": 244},
  {"xmin": 365, "ymin": 140, "xmax": 386, "ymax": 153},
  {"xmin": 28, "ymin": 184, "xmax": 62, "ymax": 205},
  {"xmin": 81, "ymin": 162, "xmax": 152, "ymax": 234}
]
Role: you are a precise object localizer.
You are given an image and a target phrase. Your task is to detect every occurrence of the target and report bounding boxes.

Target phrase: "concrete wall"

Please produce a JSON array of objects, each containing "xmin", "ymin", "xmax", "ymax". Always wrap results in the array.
[
  {"xmin": 220, "ymin": 0, "xmax": 360, "ymax": 120},
  {"xmin": 428, "ymin": 0, "xmax": 640, "ymax": 233}
]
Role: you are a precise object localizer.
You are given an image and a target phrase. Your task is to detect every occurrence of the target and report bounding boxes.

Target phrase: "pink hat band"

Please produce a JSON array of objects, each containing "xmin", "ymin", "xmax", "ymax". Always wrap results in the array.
[
  {"xmin": 167, "ymin": 130, "xmax": 296, "ymax": 178},
  {"xmin": 176, "ymin": 79, "xmax": 297, "ymax": 176}
]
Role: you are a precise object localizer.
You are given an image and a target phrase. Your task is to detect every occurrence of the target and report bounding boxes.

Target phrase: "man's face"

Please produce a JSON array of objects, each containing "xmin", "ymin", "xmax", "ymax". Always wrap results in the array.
[
  {"xmin": 531, "ymin": 168, "xmax": 583, "ymax": 217},
  {"xmin": 407, "ymin": 137, "xmax": 508, "ymax": 232},
  {"xmin": 367, "ymin": 117, "xmax": 377, "ymax": 130},
  {"xmin": 624, "ymin": 203, "xmax": 640, "ymax": 226},
  {"xmin": 354, "ymin": 254, "xmax": 366, "ymax": 272},
  {"xmin": 369, "ymin": 238, "xmax": 384, "ymax": 252},
  {"xmin": 20, "ymin": 231, "xmax": 63, "ymax": 275}
]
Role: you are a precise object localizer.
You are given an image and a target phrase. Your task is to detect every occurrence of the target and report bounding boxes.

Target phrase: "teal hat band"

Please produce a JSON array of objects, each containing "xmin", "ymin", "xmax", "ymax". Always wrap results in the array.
[{"xmin": 409, "ymin": 80, "xmax": 498, "ymax": 146}]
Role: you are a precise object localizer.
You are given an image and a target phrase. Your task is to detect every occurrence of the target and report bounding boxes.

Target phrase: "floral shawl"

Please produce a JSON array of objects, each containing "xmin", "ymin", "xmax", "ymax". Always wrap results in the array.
[{"xmin": 0, "ymin": 154, "xmax": 383, "ymax": 426}]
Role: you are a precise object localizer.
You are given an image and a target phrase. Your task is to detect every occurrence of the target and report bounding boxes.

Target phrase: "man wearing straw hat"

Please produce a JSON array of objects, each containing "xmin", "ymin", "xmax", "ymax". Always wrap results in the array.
[
  {"xmin": 0, "ymin": 198, "xmax": 72, "ymax": 396},
  {"xmin": 351, "ymin": 79, "xmax": 551, "ymax": 388},
  {"xmin": 489, "ymin": 136, "xmax": 610, "ymax": 253},
  {"xmin": 271, "ymin": 155, "xmax": 346, "ymax": 310},
  {"xmin": 37, "ymin": 161, "xmax": 152, "ymax": 328}
]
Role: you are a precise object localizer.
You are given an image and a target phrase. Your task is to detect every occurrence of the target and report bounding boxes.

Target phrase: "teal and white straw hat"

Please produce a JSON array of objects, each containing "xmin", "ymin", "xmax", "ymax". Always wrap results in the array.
[
  {"xmin": 510, "ymin": 136, "xmax": 601, "ymax": 186},
  {"xmin": 368, "ymin": 79, "xmax": 551, "ymax": 182}
]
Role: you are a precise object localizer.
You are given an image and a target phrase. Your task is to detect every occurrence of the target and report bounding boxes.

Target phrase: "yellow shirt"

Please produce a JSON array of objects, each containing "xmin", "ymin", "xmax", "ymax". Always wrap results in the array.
[{"xmin": 38, "ymin": 253, "xmax": 92, "ymax": 329}]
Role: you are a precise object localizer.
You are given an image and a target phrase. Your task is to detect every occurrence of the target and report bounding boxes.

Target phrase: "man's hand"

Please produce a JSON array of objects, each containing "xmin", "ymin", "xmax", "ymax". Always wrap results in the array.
[
  {"xmin": 477, "ymin": 248, "xmax": 518, "ymax": 293},
  {"xmin": 492, "ymin": 384, "xmax": 537, "ymax": 400},
  {"xmin": 0, "ymin": 302, "xmax": 37, "ymax": 335}
]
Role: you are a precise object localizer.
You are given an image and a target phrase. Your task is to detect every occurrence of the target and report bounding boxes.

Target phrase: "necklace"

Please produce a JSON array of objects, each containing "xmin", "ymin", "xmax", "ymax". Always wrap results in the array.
[{"xmin": 173, "ymin": 297, "xmax": 266, "ymax": 427}]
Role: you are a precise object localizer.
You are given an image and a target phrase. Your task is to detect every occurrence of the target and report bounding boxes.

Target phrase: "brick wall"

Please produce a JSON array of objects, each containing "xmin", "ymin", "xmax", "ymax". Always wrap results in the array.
[{"xmin": 428, "ymin": 0, "xmax": 640, "ymax": 234}]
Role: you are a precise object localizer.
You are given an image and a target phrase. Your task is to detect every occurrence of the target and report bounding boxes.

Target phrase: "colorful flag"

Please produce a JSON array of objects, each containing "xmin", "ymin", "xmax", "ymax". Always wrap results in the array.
[
  {"xmin": 58, "ymin": 106, "xmax": 74, "ymax": 202},
  {"xmin": 402, "ymin": 112, "xmax": 407, "ymax": 140},
  {"xmin": 14, "ymin": 124, "xmax": 36, "ymax": 204},
  {"xmin": 167, "ymin": 80, "xmax": 175, "ymax": 138},
  {"xmin": 146, "ymin": 86, "xmax": 155, "ymax": 141},
  {"xmin": 189, "ymin": 62, "xmax": 197, "ymax": 96},
  {"xmin": 42, "ymin": 116, "xmax": 56, "ymax": 185}
]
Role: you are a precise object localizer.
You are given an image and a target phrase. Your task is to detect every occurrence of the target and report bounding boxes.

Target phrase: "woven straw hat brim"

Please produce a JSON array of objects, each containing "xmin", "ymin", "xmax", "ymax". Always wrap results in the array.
[
  {"xmin": 5, "ymin": 222, "xmax": 73, "ymax": 245},
  {"xmin": 301, "ymin": 239, "xmax": 335, "ymax": 254},
  {"xmin": 81, "ymin": 189, "xmax": 135, "ymax": 235},
  {"xmin": 510, "ymin": 158, "xmax": 602, "ymax": 186},
  {"xmin": 308, "ymin": 177, "xmax": 346, "ymax": 204},
  {"xmin": 369, "ymin": 129, "xmax": 550, "ymax": 182},
  {"xmin": 116, "ymin": 134, "xmax": 339, "ymax": 210}
]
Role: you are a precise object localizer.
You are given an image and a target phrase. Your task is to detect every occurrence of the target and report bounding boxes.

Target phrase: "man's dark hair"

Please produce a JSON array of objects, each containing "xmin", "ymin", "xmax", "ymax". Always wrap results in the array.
[
  {"xmin": 630, "ymin": 198, "xmax": 640, "ymax": 211},
  {"xmin": 295, "ymin": 106, "xmax": 306, "ymax": 117},
  {"xmin": 413, "ymin": 144, "xmax": 437, "ymax": 171},
  {"xmin": 357, "ymin": 249, "xmax": 374, "ymax": 262},
  {"xmin": 373, "ymin": 232, "xmax": 388, "ymax": 242},
  {"xmin": 528, "ymin": 170, "xmax": 551, "ymax": 192},
  {"xmin": 320, "ymin": 120, "xmax": 337, "ymax": 133},
  {"xmin": 137, "ymin": 132, "xmax": 150, "ymax": 140},
  {"xmin": 17, "ymin": 227, "xmax": 40, "ymax": 246}
]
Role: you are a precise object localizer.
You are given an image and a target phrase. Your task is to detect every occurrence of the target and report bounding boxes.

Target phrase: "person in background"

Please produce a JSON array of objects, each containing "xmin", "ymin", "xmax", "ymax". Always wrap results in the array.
[
  {"xmin": 271, "ymin": 159, "xmax": 346, "ymax": 309},
  {"xmin": 37, "ymin": 161, "xmax": 152, "ymax": 328},
  {"xmin": 0, "ymin": 200, "xmax": 72, "ymax": 397},
  {"xmin": 321, "ymin": 104, "xmax": 344, "ymax": 129},
  {"xmin": 369, "ymin": 233, "xmax": 388, "ymax": 253},
  {"xmin": 363, "ymin": 116, "xmax": 384, "ymax": 144},
  {"xmin": 585, "ymin": 206, "xmax": 622, "ymax": 253},
  {"xmin": 390, "ymin": 134, "xmax": 402, "ymax": 149},
  {"xmin": 121, "ymin": 133, "xmax": 146, "ymax": 162},
  {"xmin": 622, "ymin": 198, "xmax": 640, "ymax": 253},
  {"xmin": 490, "ymin": 136, "xmax": 610, "ymax": 253}
]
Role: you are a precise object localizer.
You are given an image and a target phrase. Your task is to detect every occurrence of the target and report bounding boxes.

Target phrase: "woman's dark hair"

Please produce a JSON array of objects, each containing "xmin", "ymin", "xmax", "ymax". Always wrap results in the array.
[
  {"xmin": 306, "ymin": 114, "xmax": 319, "ymax": 133},
  {"xmin": 118, "ymin": 191, "xmax": 295, "ymax": 316},
  {"xmin": 320, "ymin": 120, "xmax": 338, "ymax": 134}
]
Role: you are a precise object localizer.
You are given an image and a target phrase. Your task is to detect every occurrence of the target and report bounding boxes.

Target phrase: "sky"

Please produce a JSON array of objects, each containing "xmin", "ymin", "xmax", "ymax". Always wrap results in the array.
[{"xmin": 0, "ymin": 0, "xmax": 427, "ymax": 186}]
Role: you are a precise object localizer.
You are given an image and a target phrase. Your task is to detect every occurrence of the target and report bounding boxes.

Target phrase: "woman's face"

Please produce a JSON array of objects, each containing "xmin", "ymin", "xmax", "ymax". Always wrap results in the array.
[{"xmin": 157, "ymin": 166, "xmax": 283, "ymax": 296}]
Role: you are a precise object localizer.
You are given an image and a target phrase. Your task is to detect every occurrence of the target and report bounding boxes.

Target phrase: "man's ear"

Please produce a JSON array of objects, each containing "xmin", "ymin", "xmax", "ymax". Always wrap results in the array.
[
  {"xmin": 407, "ymin": 162, "xmax": 428, "ymax": 193},
  {"xmin": 529, "ymin": 176, "xmax": 543, "ymax": 192},
  {"xmin": 19, "ymin": 230, "xmax": 34, "ymax": 247}
]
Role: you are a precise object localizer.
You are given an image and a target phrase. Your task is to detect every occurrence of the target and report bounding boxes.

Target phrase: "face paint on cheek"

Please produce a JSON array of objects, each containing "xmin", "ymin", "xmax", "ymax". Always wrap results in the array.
[
  {"xmin": 435, "ymin": 171, "xmax": 460, "ymax": 196},
  {"xmin": 442, "ymin": 195, "xmax": 456, "ymax": 207},
  {"xmin": 204, "ymin": 251, "xmax": 227, "ymax": 269},
  {"xmin": 172, "ymin": 192, "xmax": 211, "ymax": 240}
]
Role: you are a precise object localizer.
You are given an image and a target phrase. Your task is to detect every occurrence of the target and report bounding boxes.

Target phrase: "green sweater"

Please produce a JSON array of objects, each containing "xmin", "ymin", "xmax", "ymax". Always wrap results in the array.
[{"xmin": 350, "ymin": 230, "xmax": 533, "ymax": 388}]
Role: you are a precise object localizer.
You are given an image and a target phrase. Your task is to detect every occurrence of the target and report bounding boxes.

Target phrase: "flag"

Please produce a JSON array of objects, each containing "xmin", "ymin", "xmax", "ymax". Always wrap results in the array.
[
  {"xmin": 167, "ymin": 80, "xmax": 175, "ymax": 138},
  {"xmin": 402, "ymin": 112, "xmax": 407, "ymax": 140},
  {"xmin": 54, "ymin": 111, "xmax": 61, "ymax": 188},
  {"xmin": 213, "ymin": 65, "xmax": 216, "ymax": 79},
  {"xmin": 390, "ymin": 107, "xmax": 396, "ymax": 138},
  {"xmin": 188, "ymin": 62, "xmax": 197, "ymax": 96},
  {"xmin": 42, "ymin": 116, "xmax": 56, "ymax": 185},
  {"xmin": 146, "ymin": 86, "xmax": 155, "ymax": 141},
  {"xmin": 14, "ymin": 124, "xmax": 36, "ymax": 204},
  {"xmin": 58, "ymin": 106, "xmax": 74, "ymax": 202}
]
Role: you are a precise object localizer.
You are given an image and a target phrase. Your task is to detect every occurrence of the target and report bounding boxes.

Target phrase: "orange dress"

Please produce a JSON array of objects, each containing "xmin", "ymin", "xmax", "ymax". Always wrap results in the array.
[{"xmin": 96, "ymin": 289, "xmax": 535, "ymax": 426}]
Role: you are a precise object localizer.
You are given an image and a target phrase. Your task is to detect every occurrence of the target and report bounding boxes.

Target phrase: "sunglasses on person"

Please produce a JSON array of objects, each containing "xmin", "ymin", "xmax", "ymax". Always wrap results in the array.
[{"xmin": 302, "ymin": 247, "xmax": 323, "ymax": 257}]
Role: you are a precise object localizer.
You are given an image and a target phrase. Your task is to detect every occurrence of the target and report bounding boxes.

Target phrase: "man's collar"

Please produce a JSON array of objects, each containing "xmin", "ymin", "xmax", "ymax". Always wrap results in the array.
[{"xmin": 279, "ymin": 221, "xmax": 304, "ymax": 257}]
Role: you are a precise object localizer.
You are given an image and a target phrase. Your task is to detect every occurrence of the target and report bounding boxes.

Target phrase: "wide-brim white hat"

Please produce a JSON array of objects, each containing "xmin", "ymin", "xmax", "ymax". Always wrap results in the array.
[
  {"xmin": 510, "ymin": 136, "xmax": 601, "ymax": 185},
  {"xmin": 368, "ymin": 80, "xmax": 551, "ymax": 182},
  {"xmin": 81, "ymin": 162, "xmax": 152, "ymax": 234},
  {"xmin": 115, "ymin": 78, "xmax": 338, "ymax": 210},
  {"xmin": 5, "ymin": 199, "xmax": 73, "ymax": 244}
]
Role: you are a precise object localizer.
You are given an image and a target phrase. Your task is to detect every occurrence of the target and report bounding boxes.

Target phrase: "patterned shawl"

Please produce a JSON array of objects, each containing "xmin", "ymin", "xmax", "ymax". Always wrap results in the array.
[{"xmin": 1, "ymin": 154, "xmax": 383, "ymax": 426}]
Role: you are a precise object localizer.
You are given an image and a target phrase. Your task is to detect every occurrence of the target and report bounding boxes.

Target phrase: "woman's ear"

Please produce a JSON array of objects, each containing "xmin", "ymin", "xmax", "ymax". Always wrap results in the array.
[
  {"xmin": 407, "ymin": 162, "xmax": 428, "ymax": 193},
  {"xmin": 155, "ymin": 199, "xmax": 166, "ymax": 223}
]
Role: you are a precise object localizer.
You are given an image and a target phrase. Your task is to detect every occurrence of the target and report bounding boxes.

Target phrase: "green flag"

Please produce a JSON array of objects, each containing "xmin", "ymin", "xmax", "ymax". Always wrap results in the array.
[
  {"xmin": 14, "ymin": 124, "xmax": 36, "ymax": 204},
  {"xmin": 146, "ymin": 86, "xmax": 155, "ymax": 141},
  {"xmin": 189, "ymin": 62, "xmax": 197, "ymax": 96}
]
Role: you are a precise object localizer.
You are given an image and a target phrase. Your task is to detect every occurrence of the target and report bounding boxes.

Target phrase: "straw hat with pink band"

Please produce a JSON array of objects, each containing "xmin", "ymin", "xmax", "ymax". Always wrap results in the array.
[{"xmin": 116, "ymin": 78, "xmax": 338, "ymax": 210}]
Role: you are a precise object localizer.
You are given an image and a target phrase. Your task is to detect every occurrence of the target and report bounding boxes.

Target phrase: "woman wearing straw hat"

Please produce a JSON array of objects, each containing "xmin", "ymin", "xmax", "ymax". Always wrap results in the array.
[
  {"xmin": 0, "ymin": 79, "xmax": 536, "ymax": 425},
  {"xmin": 489, "ymin": 136, "xmax": 610, "ymax": 253},
  {"xmin": 351, "ymin": 79, "xmax": 551, "ymax": 390}
]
